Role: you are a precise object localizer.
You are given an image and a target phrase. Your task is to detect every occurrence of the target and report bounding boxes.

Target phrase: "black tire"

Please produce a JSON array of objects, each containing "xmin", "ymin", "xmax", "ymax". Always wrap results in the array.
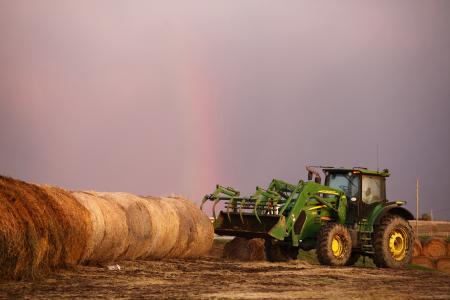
[
  {"xmin": 345, "ymin": 252, "xmax": 361, "ymax": 266},
  {"xmin": 316, "ymin": 223, "xmax": 352, "ymax": 266},
  {"xmin": 265, "ymin": 239, "xmax": 298, "ymax": 262},
  {"xmin": 372, "ymin": 215, "xmax": 414, "ymax": 268}
]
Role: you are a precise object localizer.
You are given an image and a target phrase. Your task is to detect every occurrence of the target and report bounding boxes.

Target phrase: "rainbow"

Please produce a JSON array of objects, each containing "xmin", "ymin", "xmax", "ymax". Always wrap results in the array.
[{"xmin": 175, "ymin": 47, "xmax": 220, "ymax": 203}]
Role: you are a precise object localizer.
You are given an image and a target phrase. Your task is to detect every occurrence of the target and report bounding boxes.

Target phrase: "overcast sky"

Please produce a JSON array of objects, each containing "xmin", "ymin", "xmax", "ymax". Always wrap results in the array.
[{"xmin": 0, "ymin": 1, "xmax": 449, "ymax": 219}]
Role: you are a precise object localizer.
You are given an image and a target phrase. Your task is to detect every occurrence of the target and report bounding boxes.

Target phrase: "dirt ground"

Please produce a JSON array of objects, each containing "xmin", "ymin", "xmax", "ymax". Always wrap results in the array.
[{"xmin": 0, "ymin": 243, "xmax": 449, "ymax": 299}]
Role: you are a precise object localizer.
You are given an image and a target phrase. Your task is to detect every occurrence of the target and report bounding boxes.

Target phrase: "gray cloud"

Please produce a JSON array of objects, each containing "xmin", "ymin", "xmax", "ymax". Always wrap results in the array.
[{"xmin": 0, "ymin": 1, "xmax": 449, "ymax": 219}]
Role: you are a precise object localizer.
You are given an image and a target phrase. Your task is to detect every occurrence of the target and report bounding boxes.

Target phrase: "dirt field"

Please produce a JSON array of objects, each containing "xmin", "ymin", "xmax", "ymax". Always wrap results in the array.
[{"xmin": 1, "ymin": 243, "xmax": 449, "ymax": 299}]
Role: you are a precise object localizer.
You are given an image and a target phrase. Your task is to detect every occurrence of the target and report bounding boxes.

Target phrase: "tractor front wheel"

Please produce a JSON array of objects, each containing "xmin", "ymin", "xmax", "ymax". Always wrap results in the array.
[
  {"xmin": 316, "ymin": 223, "xmax": 352, "ymax": 266},
  {"xmin": 373, "ymin": 215, "xmax": 414, "ymax": 268}
]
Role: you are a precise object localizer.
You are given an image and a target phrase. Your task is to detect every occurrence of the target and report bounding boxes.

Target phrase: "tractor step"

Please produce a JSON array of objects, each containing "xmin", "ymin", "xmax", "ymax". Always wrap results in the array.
[{"xmin": 362, "ymin": 245, "xmax": 374, "ymax": 253}]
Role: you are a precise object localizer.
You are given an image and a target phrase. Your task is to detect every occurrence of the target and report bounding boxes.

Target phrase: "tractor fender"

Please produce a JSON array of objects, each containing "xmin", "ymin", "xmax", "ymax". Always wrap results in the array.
[{"xmin": 372, "ymin": 204, "xmax": 414, "ymax": 226}]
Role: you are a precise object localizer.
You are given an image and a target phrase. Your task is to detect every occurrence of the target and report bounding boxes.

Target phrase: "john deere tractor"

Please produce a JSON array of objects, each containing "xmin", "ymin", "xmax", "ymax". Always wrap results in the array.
[{"xmin": 201, "ymin": 166, "xmax": 415, "ymax": 268}]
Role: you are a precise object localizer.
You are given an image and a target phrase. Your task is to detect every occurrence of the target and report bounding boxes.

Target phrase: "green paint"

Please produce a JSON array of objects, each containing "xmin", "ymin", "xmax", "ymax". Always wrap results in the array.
[{"xmin": 202, "ymin": 166, "xmax": 412, "ymax": 258}]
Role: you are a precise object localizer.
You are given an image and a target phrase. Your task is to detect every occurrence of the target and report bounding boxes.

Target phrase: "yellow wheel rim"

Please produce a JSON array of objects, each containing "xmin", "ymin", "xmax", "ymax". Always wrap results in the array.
[
  {"xmin": 332, "ymin": 235, "xmax": 344, "ymax": 258},
  {"xmin": 389, "ymin": 228, "xmax": 407, "ymax": 261}
]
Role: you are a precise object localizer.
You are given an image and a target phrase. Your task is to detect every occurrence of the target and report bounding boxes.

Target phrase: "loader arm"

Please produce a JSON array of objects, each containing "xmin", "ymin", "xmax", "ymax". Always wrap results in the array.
[
  {"xmin": 268, "ymin": 182, "xmax": 347, "ymax": 245},
  {"xmin": 201, "ymin": 180, "xmax": 347, "ymax": 246}
]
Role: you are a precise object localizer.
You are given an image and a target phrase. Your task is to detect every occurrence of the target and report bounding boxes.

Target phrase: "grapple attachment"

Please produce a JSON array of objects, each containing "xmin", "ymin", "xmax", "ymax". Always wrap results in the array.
[
  {"xmin": 201, "ymin": 179, "xmax": 348, "ymax": 242},
  {"xmin": 200, "ymin": 179, "xmax": 300, "ymax": 238},
  {"xmin": 200, "ymin": 183, "xmax": 287, "ymax": 220}
]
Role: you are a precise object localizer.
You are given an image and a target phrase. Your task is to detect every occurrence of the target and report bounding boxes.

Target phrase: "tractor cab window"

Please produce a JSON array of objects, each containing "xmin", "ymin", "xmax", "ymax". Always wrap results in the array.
[
  {"xmin": 327, "ymin": 173, "xmax": 360, "ymax": 200},
  {"xmin": 361, "ymin": 175, "xmax": 383, "ymax": 204}
]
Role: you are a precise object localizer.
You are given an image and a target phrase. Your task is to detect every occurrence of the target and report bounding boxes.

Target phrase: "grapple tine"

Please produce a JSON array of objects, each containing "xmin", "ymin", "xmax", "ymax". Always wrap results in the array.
[
  {"xmin": 212, "ymin": 198, "xmax": 221, "ymax": 220},
  {"xmin": 254, "ymin": 200, "xmax": 262, "ymax": 223},
  {"xmin": 226, "ymin": 197, "xmax": 233, "ymax": 223},
  {"xmin": 200, "ymin": 195, "xmax": 209, "ymax": 211},
  {"xmin": 202, "ymin": 185, "xmax": 241, "ymax": 221},
  {"xmin": 239, "ymin": 198, "xmax": 246, "ymax": 223},
  {"xmin": 253, "ymin": 187, "xmax": 264, "ymax": 223}
]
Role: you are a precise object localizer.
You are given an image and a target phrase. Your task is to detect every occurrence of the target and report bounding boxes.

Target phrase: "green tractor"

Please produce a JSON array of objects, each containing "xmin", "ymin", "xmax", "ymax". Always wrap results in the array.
[{"xmin": 201, "ymin": 166, "xmax": 415, "ymax": 268}]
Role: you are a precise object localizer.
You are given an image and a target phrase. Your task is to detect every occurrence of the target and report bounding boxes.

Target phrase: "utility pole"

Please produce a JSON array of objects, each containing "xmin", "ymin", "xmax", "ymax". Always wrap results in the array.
[{"xmin": 416, "ymin": 178, "xmax": 419, "ymax": 238}]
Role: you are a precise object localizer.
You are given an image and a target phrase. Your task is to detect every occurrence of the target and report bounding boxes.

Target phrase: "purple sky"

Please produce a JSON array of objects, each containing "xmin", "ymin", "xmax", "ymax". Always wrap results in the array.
[{"xmin": 0, "ymin": 1, "xmax": 449, "ymax": 219}]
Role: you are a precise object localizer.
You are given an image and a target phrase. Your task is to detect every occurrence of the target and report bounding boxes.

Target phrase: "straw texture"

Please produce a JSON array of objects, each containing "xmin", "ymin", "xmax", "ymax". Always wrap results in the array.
[{"xmin": 0, "ymin": 176, "xmax": 213, "ymax": 280}]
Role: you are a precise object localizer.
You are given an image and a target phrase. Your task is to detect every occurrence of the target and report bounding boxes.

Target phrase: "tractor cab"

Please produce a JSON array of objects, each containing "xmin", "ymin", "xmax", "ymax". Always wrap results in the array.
[{"xmin": 314, "ymin": 167, "xmax": 389, "ymax": 223}]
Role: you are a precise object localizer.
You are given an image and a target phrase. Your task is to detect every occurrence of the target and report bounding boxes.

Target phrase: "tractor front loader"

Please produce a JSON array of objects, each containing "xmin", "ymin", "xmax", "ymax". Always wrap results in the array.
[{"xmin": 201, "ymin": 166, "xmax": 415, "ymax": 268}]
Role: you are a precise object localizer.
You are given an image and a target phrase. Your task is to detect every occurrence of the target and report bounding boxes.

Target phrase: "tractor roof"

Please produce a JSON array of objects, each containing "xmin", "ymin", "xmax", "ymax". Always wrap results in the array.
[{"xmin": 322, "ymin": 167, "xmax": 390, "ymax": 177}]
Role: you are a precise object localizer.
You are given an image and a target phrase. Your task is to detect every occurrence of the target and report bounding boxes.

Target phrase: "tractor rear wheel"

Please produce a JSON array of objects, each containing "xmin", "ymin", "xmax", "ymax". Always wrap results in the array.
[
  {"xmin": 373, "ymin": 215, "xmax": 414, "ymax": 268},
  {"xmin": 316, "ymin": 223, "xmax": 352, "ymax": 266}
]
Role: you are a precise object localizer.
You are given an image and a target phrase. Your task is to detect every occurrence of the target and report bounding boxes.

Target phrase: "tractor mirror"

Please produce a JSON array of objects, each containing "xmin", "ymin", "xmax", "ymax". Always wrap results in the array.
[
  {"xmin": 308, "ymin": 171, "xmax": 313, "ymax": 181},
  {"xmin": 351, "ymin": 197, "xmax": 357, "ymax": 202}
]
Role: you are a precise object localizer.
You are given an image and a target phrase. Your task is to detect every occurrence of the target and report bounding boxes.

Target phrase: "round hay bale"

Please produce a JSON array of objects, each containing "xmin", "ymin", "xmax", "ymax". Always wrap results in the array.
[
  {"xmin": 248, "ymin": 238, "xmax": 266, "ymax": 261},
  {"xmin": 158, "ymin": 196, "xmax": 195, "ymax": 258},
  {"xmin": 70, "ymin": 192, "xmax": 105, "ymax": 261},
  {"xmin": 0, "ymin": 176, "xmax": 91, "ymax": 280},
  {"xmin": 157, "ymin": 196, "xmax": 213, "ymax": 258},
  {"xmin": 39, "ymin": 185, "xmax": 92, "ymax": 266},
  {"xmin": 82, "ymin": 194, "xmax": 210, "ymax": 260},
  {"xmin": 0, "ymin": 175, "xmax": 214, "ymax": 279},
  {"xmin": 411, "ymin": 256, "xmax": 435, "ymax": 269},
  {"xmin": 413, "ymin": 239, "xmax": 423, "ymax": 257},
  {"xmin": 140, "ymin": 197, "xmax": 171, "ymax": 258},
  {"xmin": 150, "ymin": 197, "xmax": 180, "ymax": 258},
  {"xmin": 422, "ymin": 238, "xmax": 447, "ymax": 258},
  {"xmin": 72, "ymin": 192, "xmax": 129, "ymax": 263},
  {"xmin": 223, "ymin": 237, "xmax": 251, "ymax": 260},
  {"xmin": 174, "ymin": 196, "xmax": 214, "ymax": 258},
  {"xmin": 90, "ymin": 192, "xmax": 157, "ymax": 260},
  {"xmin": 436, "ymin": 257, "xmax": 450, "ymax": 273},
  {"xmin": 223, "ymin": 238, "xmax": 265, "ymax": 261},
  {"xmin": 0, "ymin": 179, "xmax": 29, "ymax": 279},
  {"xmin": 207, "ymin": 239, "xmax": 226, "ymax": 258}
]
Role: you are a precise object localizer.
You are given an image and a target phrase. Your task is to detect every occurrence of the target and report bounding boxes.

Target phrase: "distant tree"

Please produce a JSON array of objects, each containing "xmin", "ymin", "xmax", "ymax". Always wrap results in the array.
[{"xmin": 420, "ymin": 213, "xmax": 431, "ymax": 221}]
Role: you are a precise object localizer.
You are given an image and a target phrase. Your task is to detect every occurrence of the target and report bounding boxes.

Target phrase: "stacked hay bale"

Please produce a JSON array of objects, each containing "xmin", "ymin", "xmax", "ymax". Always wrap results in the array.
[
  {"xmin": 0, "ymin": 176, "xmax": 213, "ymax": 280},
  {"xmin": 422, "ymin": 238, "xmax": 447, "ymax": 258},
  {"xmin": 411, "ymin": 237, "xmax": 450, "ymax": 272},
  {"xmin": 413, "ymin": 239, "xmax": 422, "ymax": 257}
]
